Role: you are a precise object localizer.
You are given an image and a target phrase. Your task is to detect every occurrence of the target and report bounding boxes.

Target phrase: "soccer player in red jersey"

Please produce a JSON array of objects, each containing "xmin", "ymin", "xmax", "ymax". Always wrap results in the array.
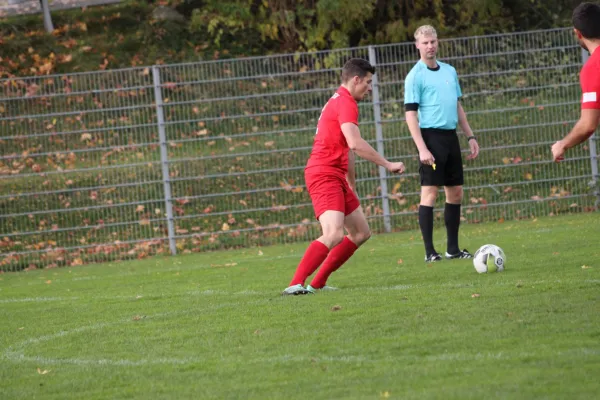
[
  {"xmin": 552, "ymin": 2, "xmax": 600, "ymax": 162},
  {"xmin": 282, "ymin": 58, "xmax": 405, "ymax": 295}
]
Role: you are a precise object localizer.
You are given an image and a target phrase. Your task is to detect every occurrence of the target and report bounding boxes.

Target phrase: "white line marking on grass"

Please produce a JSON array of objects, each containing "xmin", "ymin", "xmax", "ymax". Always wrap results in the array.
[
  {"xmin": 386, "ymin": 285, "xmax": 413, "ymax": 290},
  {"xmin": 266, "ymin": 355, "xmax": 370, "ymax": 363},
  {"xmin": 0, "ymin": 289, "xmax": 265, "ymax": 304},
  {"xmin": 12, "ymin": 351, "xmax": 579, "ymax": 367},
  {"xmin": 8, "ymin": 354, "xmax": 200, "ymax": 366},
  {"xmin": 20, "ymin": 348, "xmax": 595, "ymax": 367},
  {"xmin": 0, "ymin": 296, "xmax": 80, "ymax": 304},
  {"xmin": 2, "ymin": 300, "xmax": 267, "ymax": 367},
  {"xmin": 4, "ymin": 278, "xmax": 592, "ymax": 304},
  {"xmin": 260, "ymin": 348, "xmax": 600, "ymax": 364},
  {"xmin": 233, "ymin": 290, "xmax": 262, "ymax": 295},
  {"xmin": 4, "ymin": 292, "xmax": 599, "ymax": 368},
  {"xmin": 185, "ymin": 290, "xmax": 227, "ymax": 296},
  {"xmin": 183, "ymin": 290, "xmax": 263, "ymax": 296}
]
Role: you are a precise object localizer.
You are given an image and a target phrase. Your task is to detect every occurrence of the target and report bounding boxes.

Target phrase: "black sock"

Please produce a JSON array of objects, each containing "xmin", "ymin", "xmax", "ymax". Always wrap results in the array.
[
  {"xmin": 445, "ymin": 202, "xmax": 461, "ymax": 254},
  {"xmin": 418, "ymin": 205, "xmax": 435, "ymax": 256}
]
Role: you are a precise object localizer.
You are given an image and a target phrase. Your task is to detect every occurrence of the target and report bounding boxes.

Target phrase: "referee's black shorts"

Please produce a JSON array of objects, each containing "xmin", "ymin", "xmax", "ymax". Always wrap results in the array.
[{"xmin": 419, "ymin": 128, "xmax": 464, "ymax": 187}]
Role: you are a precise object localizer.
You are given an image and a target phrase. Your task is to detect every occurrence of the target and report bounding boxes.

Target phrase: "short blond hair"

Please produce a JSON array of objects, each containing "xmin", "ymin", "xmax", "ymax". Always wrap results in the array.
[{"xmin": 414, "ymin": 25, "xmax": 437, "ymax": 41}]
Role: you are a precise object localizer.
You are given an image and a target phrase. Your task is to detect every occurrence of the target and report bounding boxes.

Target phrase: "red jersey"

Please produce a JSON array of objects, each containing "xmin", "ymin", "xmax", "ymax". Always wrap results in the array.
[
  {"xmin": 581, "ymin": 49, "xmax": 600, "ymax": 110},
  {"xmin": 305, "ymin": 86, "xmax": 358, "ymax": 177}
]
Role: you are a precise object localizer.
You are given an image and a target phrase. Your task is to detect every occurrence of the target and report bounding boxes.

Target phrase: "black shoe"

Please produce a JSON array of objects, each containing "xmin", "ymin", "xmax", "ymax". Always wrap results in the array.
[
  {"xmin": 445, "ymin": 249, "xmax": 473, "ymax": 259},
  {"xmin": 424, "ymin": 252, "xmax": 442, "ymax": 263}
]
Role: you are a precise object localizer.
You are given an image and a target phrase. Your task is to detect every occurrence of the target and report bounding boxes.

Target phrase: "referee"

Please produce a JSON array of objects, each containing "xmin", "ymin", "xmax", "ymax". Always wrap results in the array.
[{"xmin": 404, "ymin": 25, "xmax": 479, "ymax": 263}]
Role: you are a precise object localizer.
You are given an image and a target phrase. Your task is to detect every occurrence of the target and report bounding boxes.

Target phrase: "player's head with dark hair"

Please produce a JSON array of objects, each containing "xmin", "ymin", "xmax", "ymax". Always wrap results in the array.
[
  {"xmin": 341, "ymin": 58, "xmax": 375, "ymax": 82},
  {"xmin": 573, "ymin": 2, "xmax": 600, "ymax": 50},
  {"xmin": 341, "ymin": 58, "xmax": 375, "ymax": 101}
]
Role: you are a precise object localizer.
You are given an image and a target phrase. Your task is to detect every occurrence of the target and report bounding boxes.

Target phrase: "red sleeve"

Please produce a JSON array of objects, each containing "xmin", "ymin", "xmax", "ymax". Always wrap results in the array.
[
  {"xmin": 338, "ymin": 97, "xmax": 359, "ymax": 126},
  {"xmin": 581, "ymin": 63, "xmax": 600, "ymax": 110}
]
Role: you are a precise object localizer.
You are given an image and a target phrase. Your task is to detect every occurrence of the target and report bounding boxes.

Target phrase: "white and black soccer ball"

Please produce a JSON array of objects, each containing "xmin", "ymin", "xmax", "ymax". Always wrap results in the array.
[{"xmin": 473, "ymin": 244, "xmax": 506, "ymax": 273}]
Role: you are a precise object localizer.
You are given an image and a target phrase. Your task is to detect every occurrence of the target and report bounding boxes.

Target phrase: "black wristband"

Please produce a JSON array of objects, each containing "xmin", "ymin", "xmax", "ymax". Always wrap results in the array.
[{"xmin": 467, "ymin": 135, "xmax": 477, "ymax": 141}]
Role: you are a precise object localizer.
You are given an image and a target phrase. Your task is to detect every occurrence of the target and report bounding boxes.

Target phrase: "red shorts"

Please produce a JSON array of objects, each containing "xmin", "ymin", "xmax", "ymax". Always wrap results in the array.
[{"xmin": 305, "ymin": 171, "xmax": 360, "ymax": 220}]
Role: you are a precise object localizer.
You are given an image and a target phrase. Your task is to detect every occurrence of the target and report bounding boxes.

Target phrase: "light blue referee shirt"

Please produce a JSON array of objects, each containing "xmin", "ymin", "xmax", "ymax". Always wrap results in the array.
[{"xmin": 404, "ymin": 60, "xmax": 462, "ymax": 130}]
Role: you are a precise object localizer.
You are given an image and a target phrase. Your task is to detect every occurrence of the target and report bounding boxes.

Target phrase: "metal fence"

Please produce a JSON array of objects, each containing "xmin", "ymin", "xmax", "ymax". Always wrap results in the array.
[
  {"xmin": 0, "ymin": 0, "xmax": 123, "ymax": 18},
  {"xmin": 1, "ymin": 27, "xmax": 598, "ymax": 271}
]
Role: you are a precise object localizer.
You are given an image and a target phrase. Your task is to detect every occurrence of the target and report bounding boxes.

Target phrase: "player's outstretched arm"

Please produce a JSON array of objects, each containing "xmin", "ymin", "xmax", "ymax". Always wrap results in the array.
[
  {"xmin": 341, "ymin": 123, "xmax": 405, "ymax": 174},
  {"xmin": 552, "ymin": 108, "xmax": 600, "ymax": 162}
]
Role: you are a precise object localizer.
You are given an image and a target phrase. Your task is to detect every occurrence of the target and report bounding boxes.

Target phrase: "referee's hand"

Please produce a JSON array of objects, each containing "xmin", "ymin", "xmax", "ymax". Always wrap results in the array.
[
  {"xmin": 466, "ymin": 138, "xmax": 479, "ymax": 160},
  {"xmin": 387, "ymin": 162, "xmax": 405, "ymax": 174},
  {"xmin": 419, "ymin": 149, "xmax": 435, "ymax": 166}
]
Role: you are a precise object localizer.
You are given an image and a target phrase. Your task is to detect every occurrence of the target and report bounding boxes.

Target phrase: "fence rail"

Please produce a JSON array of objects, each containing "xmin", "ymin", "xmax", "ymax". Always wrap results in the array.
[{"xmin": 1, "ymin": 27, "xmax": 598, "ymax": 271}]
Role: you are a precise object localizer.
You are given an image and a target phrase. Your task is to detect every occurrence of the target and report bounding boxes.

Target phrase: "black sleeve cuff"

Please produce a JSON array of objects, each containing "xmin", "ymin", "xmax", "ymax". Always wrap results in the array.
[{"xmin": 405, "ymin": 103, "xmax": 419, "ymax": 111}]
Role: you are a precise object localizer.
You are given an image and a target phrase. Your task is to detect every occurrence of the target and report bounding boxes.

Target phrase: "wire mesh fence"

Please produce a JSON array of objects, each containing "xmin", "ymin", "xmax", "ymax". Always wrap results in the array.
[{"xmin": 1, "ymin": 27, "xmax": 598, "ymax": 271}]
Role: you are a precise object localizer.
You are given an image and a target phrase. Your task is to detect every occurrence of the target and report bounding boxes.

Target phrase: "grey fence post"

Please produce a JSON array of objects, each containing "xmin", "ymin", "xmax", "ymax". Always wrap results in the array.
[
  {"xmin": 152, "ymin": 66, "xmax": 177, "ymax": 255},
  {"xmin": 40, "ymin": 0, "xmax": 54, "ymax": 32},
  {"xmin": 582, "ymin": 49, "xmax": 600, "ymax": 207},
  {"xmin": 368, "ymin": 46, "xmax": 392, "ymax": 233}
]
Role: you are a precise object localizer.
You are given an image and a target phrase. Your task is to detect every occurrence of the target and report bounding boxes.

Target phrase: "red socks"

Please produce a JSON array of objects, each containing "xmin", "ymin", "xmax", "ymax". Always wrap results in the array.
[
  {"xmin": 289, "ymin": 240, "xmax": 330, "ymax": 286},
  {"xmin": 310, "ymin": 237, "xmax": 357, "ymax": 288}
]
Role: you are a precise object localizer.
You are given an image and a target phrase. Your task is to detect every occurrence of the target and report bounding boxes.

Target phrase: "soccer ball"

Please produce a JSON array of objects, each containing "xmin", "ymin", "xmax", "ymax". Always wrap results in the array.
[{"xmin": 473, "ymin": 244, "xmax": 506, "ymax": 273}]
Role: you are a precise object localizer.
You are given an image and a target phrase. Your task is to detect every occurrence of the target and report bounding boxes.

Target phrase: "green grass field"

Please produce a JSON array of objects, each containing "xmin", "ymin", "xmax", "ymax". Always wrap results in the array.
[{"xmin": 1, "ymin": 213, "xmax": 599, "ymax": 399}]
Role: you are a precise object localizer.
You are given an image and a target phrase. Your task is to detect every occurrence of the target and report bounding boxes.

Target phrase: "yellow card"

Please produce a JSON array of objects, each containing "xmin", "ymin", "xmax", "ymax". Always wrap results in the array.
[{"xmin": 432, "ymin": 163, "xmax": 436, "ymax": 170}]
